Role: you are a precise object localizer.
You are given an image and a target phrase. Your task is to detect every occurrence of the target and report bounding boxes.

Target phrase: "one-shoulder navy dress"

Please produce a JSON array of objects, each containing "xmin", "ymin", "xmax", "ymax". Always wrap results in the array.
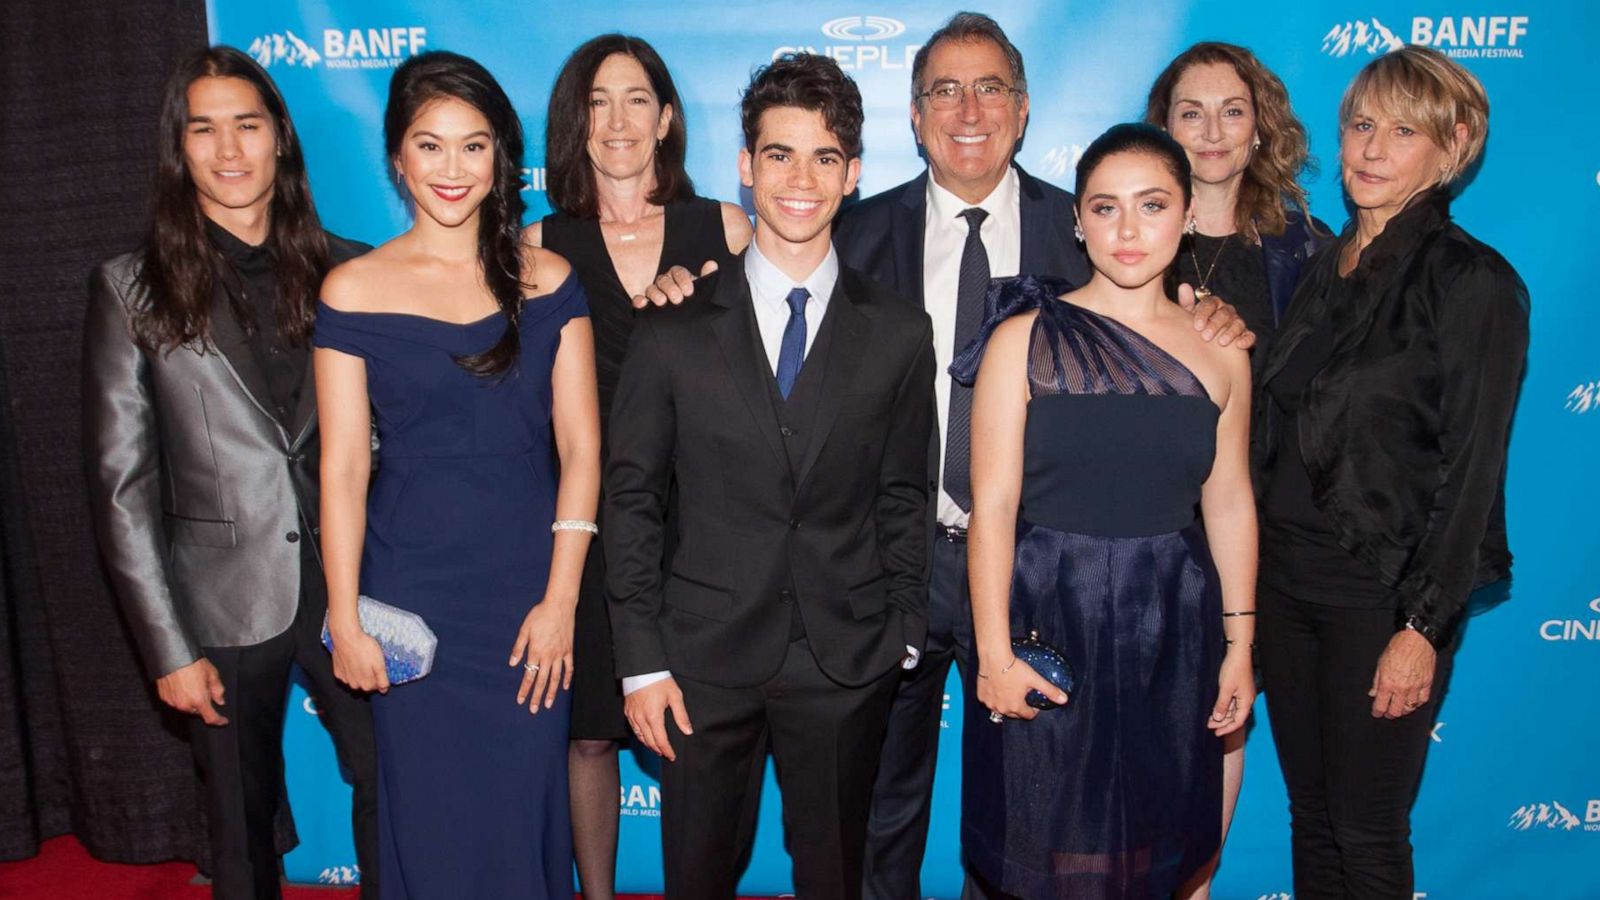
[
  {"xmin": 953, "ymin": 277, "xmax": 1223, "ymax": 900},
  {"xmin": 313, "ymin": 274, "xmax": 587, "ymax": 899}
]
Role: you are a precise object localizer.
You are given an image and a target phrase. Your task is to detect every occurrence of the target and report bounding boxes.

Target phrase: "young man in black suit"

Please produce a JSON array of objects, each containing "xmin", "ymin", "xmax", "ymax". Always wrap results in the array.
[{"xmin": 604, "ymin": 53, "xmax": 934, "ymax": 900}]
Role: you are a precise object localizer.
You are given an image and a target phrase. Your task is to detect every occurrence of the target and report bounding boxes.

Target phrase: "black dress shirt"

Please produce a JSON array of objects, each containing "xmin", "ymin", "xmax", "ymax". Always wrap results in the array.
[{"xmin": 206, "ymin": 219, "xmax": 305, "ymax": 426}]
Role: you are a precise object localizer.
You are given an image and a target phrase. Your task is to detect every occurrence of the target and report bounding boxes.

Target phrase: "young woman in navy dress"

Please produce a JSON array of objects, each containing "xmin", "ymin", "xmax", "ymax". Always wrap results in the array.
[
  {"xmin": 314, "ymin": 52, "xmax": 598, "ymax": 899},
  {"xmin": 958, "ymin": 124, "xmax": 1257, "ymax": 899}
]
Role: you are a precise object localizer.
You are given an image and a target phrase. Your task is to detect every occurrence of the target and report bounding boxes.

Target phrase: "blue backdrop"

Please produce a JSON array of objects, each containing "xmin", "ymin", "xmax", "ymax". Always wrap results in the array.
[{"xmin": 206, "ymin": 1, "xmax": 1599, "ymax": 896}]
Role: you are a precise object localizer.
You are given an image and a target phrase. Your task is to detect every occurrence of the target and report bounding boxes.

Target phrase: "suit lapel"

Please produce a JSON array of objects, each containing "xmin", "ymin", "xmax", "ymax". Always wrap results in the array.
[
  {"xmin": 1017, "ymin": 165, "xmax": 1072, "ymax": 279},
  {"xmin": 207, "ymin": 292, "xmax": 287, "ymax": 440},
  {"xmin": 893, "ymin": 174, "xmax": 927, "ymax": 308},
  {"xmin": 793, "ymin": 273, "xmax": 870, "ymax": 491},
  {"xmin": 709, "ymin": 271, "xmax": 788, "ymax": 471}
]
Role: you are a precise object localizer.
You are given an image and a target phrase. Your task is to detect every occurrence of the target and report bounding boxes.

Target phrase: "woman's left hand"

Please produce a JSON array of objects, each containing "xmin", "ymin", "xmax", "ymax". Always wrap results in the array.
[
  {"xmin": 509, "ymin": 598, "xmax": 575, "ymax": 714},
  {"xmin": 1208, "ymin": 645, "xmax": 1256, "ymax": 737},
  {"xmin": 1369, "ymin": 629, "xmax": 1437, "ymax": 719}
]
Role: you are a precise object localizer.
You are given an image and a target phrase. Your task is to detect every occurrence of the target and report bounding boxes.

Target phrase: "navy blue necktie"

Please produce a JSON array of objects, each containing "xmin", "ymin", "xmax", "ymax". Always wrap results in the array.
[
  {"xmin": 945, "ymin": 207, "xmax": 990, "ymax": 512},
  {"xmin": 775, "ymin": 287, "xmax": 809, "ymax": 399}
]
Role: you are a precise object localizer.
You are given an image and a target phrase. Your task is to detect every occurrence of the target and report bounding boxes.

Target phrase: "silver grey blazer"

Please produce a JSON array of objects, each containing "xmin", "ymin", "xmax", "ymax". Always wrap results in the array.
[{"xmin": 83, "ymin": 241, "xmax": 362, "ymax": 678}]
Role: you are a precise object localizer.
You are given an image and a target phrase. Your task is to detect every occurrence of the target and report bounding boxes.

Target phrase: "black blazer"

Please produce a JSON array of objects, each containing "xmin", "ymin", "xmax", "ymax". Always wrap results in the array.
[
  {"xmin": 1254, "ymin": 190, "xmax": 1528, "ymax": 642},
  {"xmin": 604, "ymin": 259, "xmax": 935, "ymax": 689},
  {"xmin": 833, "ymin": 164, "xmax": 1093, "ymax": 305}
]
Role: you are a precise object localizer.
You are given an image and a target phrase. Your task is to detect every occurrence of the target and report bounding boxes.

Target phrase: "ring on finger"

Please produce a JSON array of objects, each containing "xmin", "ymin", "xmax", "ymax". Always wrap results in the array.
[
  {"xmin": 989, "ymin": 711, "xmax": 1004, "ymax": 724},
  {"xmin": 524, "ymin": 662, "xmax": 540, "ymax": 673}
]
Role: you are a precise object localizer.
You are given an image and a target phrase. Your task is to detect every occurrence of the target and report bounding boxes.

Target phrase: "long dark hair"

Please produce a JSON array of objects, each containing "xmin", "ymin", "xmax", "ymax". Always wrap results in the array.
[
  {"xmin": 134, "ymin": 45, "xmax": 328, "ymax": 351},
  {"xmin": 545, "ymin": 34, "xmax": 694, "ymax": 219},
  {"xmin": 386, "ymin": 51, "xmax": 528, "ymax": 378},
  {"xmin": 1144, "ymin": 42, "xmax": 1315, "ymax": 239}
]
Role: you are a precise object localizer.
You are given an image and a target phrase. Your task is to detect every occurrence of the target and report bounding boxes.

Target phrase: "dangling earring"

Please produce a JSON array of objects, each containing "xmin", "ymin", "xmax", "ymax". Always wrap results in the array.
[
  {"xmin": 1251, "ymin": 137, "xmax": 1261, "ymax": 150},
  {"xmin": 1184, "ymin": 218, "xmax": 1197, "ymax": 235},
  {"xmin": 1073, "ymin": 223, "xmax": 1084, "ymax": 243}
]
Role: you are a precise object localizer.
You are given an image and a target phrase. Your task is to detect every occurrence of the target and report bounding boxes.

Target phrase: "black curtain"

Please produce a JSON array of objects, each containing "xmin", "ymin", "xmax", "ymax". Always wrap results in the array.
[{"xmin": 0, "ymin": 0, "xmax": 211, "ymax": 863}]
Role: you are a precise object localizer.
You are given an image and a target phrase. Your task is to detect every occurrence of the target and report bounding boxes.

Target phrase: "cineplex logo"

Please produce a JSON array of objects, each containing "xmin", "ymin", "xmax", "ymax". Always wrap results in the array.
[
  {"xmin": 1506, "ymin": 800, "xmax": 1598, "ymax": 832},
  {"xmin": 1539, "ymin": 596, "xmax": 1600, "ymax": 641},
  {"xmin": 773, "ymin": 16, "xmax": 921, "ymax": 70},
  {"xmin": 248, "ymin": 26, "xmax": 428, "ymax": 70}
]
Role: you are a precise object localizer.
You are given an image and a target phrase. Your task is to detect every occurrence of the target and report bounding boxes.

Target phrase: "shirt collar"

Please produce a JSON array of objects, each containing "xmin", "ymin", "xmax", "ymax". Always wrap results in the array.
[
  {"xmin": 925, "ymin": 165, "xmax": 1019, "ymax": 226},
  {"xmin": 204, "ymin": 217, "xmax": 275, "ymax": 274},
  {"xmin": 744, "ymin": 238, "xmax": 839, "ymax": 308}
]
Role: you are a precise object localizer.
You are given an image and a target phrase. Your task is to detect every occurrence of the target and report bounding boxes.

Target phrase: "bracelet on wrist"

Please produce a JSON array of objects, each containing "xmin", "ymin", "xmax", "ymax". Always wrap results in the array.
[
  {"xmin": 551, "ymin": 519, "xmax": 598, "ymax": 535},
  {"xmin": 1221, "ymin": 610, "xmax": 1256, "ymax": 618},
  {"xmin": 1223, "ymin": 638, "xmax": 1258, "ymax": 651}
]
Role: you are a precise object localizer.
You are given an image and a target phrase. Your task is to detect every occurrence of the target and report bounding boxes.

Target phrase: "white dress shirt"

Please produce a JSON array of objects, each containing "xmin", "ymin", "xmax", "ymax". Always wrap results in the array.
[{"xmin": 922, "ymin": 167, "xmax": 1022, "ymax": 529}]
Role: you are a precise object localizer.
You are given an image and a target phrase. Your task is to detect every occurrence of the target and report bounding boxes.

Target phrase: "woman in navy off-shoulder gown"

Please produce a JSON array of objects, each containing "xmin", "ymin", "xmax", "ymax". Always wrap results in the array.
[
  {"xmin": 314, "ymin": 52, "xmax": 598, "ymax": 899},
  {"xmin": 958, "ymin": 125, "xmax": 1258, "ymax": 899}
]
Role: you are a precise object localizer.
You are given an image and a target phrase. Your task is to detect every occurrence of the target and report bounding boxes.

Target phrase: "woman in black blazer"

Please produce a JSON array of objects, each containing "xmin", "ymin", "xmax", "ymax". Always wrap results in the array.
[{"xmin": 1252, "ymin": 45, "xmax": 1528, "ymax": 899}]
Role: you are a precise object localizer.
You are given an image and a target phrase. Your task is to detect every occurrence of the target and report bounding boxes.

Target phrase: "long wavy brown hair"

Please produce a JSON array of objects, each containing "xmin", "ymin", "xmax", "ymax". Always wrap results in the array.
[
  {"xmin": 1144, "ymin": 42, "xmax": 1315, "ymax": 239},
  {"xmin": 134, "ymin": 46, "xmax": 328, "ymax": 352}
]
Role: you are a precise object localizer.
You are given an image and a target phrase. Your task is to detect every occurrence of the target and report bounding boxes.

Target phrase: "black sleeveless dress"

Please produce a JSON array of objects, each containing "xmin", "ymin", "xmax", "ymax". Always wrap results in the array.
[
  {"xmin": 541, "ymin": 196, "xmax": 735, "ymax": 740},
  {"xmin": 952, "ymin": 276, "xmax": 1224, "ymax": 899}
]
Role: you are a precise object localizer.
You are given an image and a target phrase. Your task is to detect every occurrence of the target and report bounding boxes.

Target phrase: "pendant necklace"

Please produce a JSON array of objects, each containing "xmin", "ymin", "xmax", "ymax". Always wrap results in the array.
[{"xmin": 1189, "ymin": 233, "xmax": 1229, "ymax": 299}]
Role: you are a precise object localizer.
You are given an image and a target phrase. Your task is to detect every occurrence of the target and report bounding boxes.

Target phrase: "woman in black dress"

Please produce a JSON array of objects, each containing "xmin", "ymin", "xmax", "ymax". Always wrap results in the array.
[
  {"xmin": 1143, "ymin": 42, "xmax": 1330, "ymax": 899},
  {"xmin": 523, "ymin": 33, "xmax": 750, "ymax": 899}
]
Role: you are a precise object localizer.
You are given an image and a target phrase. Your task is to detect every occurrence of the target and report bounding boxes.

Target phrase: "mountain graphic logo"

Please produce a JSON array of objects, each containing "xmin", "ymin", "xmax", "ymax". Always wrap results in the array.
[
  {"xmin": 1320, "ymin": 18, "xmax": 1406, "ymax": 57},
  {"xmin": 1507, "ymin": 801, "xmax": 1582, "ymax": 831},
  {"xmin": 248, "ymin": 30, "xmax": 322, "ymax": 69}
]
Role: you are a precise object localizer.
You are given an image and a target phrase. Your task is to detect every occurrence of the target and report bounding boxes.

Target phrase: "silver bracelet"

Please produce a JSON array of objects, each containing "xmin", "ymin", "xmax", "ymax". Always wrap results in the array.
[{"xmin": 551, "ymin": 519, "xmax": 598, "ymax": 535}]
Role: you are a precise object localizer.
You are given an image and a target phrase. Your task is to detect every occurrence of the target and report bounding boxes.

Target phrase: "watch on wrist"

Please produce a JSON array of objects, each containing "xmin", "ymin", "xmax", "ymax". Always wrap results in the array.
[{"xmin": 1401, "ymin": 615, "xmax": 1443, "ymax": 649}]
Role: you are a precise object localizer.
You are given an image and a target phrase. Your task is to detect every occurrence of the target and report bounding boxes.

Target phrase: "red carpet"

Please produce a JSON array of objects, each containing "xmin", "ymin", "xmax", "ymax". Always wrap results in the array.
[{"xmin": 0, "ymin": 836, "xmax": 689, "ymax": 899}]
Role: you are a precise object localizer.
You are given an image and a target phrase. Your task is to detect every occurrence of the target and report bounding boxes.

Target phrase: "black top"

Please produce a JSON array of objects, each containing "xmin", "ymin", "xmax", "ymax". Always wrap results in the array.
[
  {"xmin": 1176, "ymin": 232, "xmax": 1274, "ymax": 351},
  {"xmin": 1259, "ymin": 313, "xmax": 1394, "ymax": 607},
  {"xmin": 542, "ymin": 196, "xmax": 732, "ymax": 443},
  {"xmin": 1252, "ymin": 189, "xmax": 1528, "ymax": 642},
  {"xmin": 207, "ymin": 219, "xmax": 304, "ymax": 425}
]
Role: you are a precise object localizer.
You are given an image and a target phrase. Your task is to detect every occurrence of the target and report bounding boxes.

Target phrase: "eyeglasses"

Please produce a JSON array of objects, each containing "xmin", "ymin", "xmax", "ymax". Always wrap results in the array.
[{"xmin": 916, "ymin": 80, "xmax": 1021, "ymax": 110}]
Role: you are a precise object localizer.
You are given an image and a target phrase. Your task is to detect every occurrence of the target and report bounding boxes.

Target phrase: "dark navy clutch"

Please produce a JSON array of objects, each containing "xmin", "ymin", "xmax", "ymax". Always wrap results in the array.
[
  {"xmin": 321, "ymin": 596, "xmax": 437, "ymax": 685},
  {"xmin": 1013, "ymin": 629, "xmax": 1075, "ymax": 710}
]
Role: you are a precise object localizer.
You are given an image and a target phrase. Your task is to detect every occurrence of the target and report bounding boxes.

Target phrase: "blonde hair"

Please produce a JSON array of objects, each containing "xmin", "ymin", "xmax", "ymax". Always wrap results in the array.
[{"xmin": 1339, "ymin": 45, "xmax": 1489, "ymax": 185}]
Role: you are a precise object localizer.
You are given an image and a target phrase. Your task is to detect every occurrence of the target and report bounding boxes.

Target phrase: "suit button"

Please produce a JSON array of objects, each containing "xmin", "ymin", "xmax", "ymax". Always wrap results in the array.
[
  {"xmin": 780, "ymin": 426, "xmax": 795, "ymax": 437},
  {"xmin": 286, "ymin": 532, "xmax": 300, "ymax": 543},
  {"xmin": 779, "ymin": 590, "xmax": 792, "ymax": 603},
  {"xmin": 788, "ymin": 518, "xmax": 800, "ymax": 530},
  {"xmin": 288, "ymin": 452, "xmax": 304, "ymax": 463}
]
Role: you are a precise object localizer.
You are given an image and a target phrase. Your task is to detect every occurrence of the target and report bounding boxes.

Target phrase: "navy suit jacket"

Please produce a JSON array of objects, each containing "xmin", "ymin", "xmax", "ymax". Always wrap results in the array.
[{"xmin": 833, "ymin": 164, "xmax": 1092, "ymax": 307}]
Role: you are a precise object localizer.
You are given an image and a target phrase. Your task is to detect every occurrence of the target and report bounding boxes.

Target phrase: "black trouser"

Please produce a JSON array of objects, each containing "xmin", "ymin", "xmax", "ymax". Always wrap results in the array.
[
  {"xmin": 192, "ymin": 594, "xmax": 378, "ymax": 900},
  {"xmin": 862, "ymin": 535, "xmax": 973, "ymax": 900},
  {"xmin": 1257, "ymin": 583, "xmax": 1454, "ymax": 900},
  {"xmin": 661, "ymin": 637, "xmax": 899, "ymax": 900}
]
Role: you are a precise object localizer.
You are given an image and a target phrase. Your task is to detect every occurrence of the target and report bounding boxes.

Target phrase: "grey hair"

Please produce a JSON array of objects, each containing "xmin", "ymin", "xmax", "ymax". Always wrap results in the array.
[{"xmin": 910, "ymin": 11, "xmax": 1029, "ymax": 103}]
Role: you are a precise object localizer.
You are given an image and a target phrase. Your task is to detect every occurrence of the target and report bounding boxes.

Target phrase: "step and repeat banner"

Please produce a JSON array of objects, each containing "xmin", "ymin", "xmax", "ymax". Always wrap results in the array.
[{"xmin": 206, "ymin": 1, "xmax": 1598, "ymax": 896}]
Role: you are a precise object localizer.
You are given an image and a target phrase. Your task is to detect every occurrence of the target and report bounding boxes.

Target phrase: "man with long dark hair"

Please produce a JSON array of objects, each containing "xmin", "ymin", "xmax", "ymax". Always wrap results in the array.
[
  {"xmin": 605, "ymin": 53, "xmax": 933, "ymax": 898},
  {"xmin": 82, "ymin": 46, "xmax": 377, "ymax": 900}
]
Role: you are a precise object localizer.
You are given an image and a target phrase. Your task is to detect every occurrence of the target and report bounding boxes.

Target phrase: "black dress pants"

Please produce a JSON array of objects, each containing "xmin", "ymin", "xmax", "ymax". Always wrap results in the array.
[
  {"xmin": 661, "ymin": 637, "xmax": 899, "ymax": 900},
  {"xmin": 1258, "ymin": 583, "xmax": 1454, "ymax": 900},
  {"xmin": 192, "ymin": 594, "xmax": 378, "ymax": 900},
  {"xmin": 862, "ymin": 536, "xmax": 972, "ymax": 900}
]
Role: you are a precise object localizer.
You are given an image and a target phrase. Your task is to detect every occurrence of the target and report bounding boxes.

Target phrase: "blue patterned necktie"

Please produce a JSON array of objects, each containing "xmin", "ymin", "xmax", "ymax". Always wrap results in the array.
[
  {"xmin": 775, "ymin": 286, "xmax": 809, "ymax": 399},
  {"xmin": 945, "ymin": 207, "xmax": 990, "ymax": 512}
]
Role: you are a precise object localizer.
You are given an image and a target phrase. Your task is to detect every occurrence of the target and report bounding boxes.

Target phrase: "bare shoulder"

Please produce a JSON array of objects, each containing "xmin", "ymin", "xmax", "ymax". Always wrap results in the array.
[
  {"xmin": 524, "ymin": 245, "xmax": 573, "ymax": 297},
  {"xmin": 720, "ymin": 201, "xmax": 753, "ymax": 253},
  {"xmin": 521, "ymin": 219, "xmax": 544, "ymax": 248},
  {"xmin": 988, "ymin": 309, "xmax": 1040, "ymax": 354},
  {"xmin": 320, "ymin": 249, "xmax": 392, "ymax": 312}
]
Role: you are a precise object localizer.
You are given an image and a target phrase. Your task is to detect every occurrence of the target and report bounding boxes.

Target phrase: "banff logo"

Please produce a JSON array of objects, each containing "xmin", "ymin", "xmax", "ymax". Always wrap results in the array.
[
  {"xmin": 773, "ymin": 16, "xmax": 921, "ymax": 71},
  {"xmin": 1566, "ymin": 381, "xmax": 1600, "ymax": 414},
  {"xmin": 317, "ymin": 864, "xmax": 360, "ymax": 885},
  {"xmin": 619, "ymin": 782, "xmax": 661, "ymax": 818},
  {"xmin": 247, "ymin": 31, "xmax": 322, "ymax": 69},
  {"xmin": 1411, "ymin": 16, "xmax": 1529, "ymax": 59},
  {"xmin": 1320, "ymin": 18, "xmax": 1405, "ymax": 57},
  {"xmin": 1507, "ymin": 800, "xmax": 1584, "ymax": 831},
  {"xmin": 1037, "ymin": 144, "xmax": 1087, "ymax": 180},
  {"xmin": 1539, "ymin": 596, "xmax": 1600, "ymax": 642},
  {"xmin": 250, "ymin": 26, "xmax": 427, "ymax": 70}
]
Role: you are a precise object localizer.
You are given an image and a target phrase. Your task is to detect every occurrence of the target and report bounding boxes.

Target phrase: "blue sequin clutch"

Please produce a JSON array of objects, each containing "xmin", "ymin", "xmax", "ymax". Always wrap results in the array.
[
  {"xmin": 1013, "ymin": 629, "xmax": 1075, "ymax": 710},
  {"xmin": 321, "ymin": 596, "xmax": 437, "ymax": 685}
]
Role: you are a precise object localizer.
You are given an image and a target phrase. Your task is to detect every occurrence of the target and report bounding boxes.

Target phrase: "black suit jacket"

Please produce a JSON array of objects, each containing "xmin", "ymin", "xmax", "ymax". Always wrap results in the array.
[
  {"xmin": 833, "ymin": 164, "xmax": 1092, "ymax": 306},
  {"xmin": 604, "ymin": 258, "xmax": 935, "ymax": 689}
]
